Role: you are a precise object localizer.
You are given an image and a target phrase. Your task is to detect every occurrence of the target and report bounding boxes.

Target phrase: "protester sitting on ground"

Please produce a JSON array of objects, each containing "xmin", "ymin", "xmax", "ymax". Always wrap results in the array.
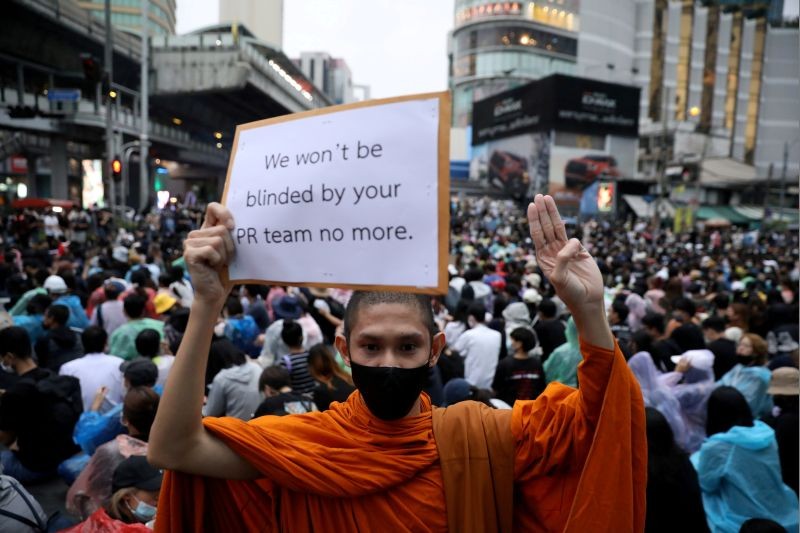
[
  {"xmin": 11, "ymin": 292, "xmax": 51, "ymax": 345},
  {"xmin": 691, "ymin": 386, "xmax": 798, "ymax": 532},
  {"xmin": 259, "ymin": 295, "xmax": 324, "ymax": 366},
  {"xmin": 453, "ymin": 301, "xmax": 502, "ymax": 389},
  {"xmin": 34, "ymin": 304, "xmax": 84, "ymax": 372},
  {"xmin": 442, "ymin": 377, "xmax": 511, "ymax": 409},
  {"xmin": 717, "ymin": 333, "xmax": 773, "ymax": 418},
  {"xmin": 0, "ymin": 326, "xmax": 82, "ymax": 483},
  {"xmin": 60, "ymin": 325, "xmax": 126, "ymax": 412},
  {"xmin": 702, "ymin": 315, "xmax": 737, "ymax": 380},
  {"xmin": 90, "ymin": 278, "xmax": 129, "ymax": 337},
  {"xmin": 65, "ymin": 456, "xmax": 162, "ymax": 530},
  {"xmin": 241, "ymin": 284, "xmax": 270, "ymax": 331},
  {"xmin": 8, "ymin": 268, "xmax": 49, "ymax": 316},
  {"xmin": 442, "ymin": 299, "xmax": 470, "ymax": 348},
  {"xmin": 45, "ymin": 273, "xmax": 90, "ymax": 331},
  {"xmin": 67, "ymin": 386, "xmax": 159, "ymax": 520},
  {"xmin": 644, "ymin": 407, "xmax": 708, "ymax": 533},
  {"xmin": 609, "ymin": 298, "xmax": 632, "ymax": 353},
  {"xmin": 492, "ymin": 327, "xmax": 546, "ymax": 406},
  {"xmin": 663, "ymin": 349, "xmax": 717, "ymax": 453},
  {"xmin": 253, "ymin": 366, "xmax": 316, "ymax": 417},
  {"xmin": 533, "ymin": 298, "xmax": 566, "ymax": 362},
  {"xmin": 109, "ymin": 293, "xmax": 165, "ymax": 361},
  {"xmin": 148, "ymin": 197, "xmax": 646, "ymax": 531},
  {"xmin": 307, "ymin": 343, "xmax": 355, "ymax": 411},
  {"xmin": 762, "ymin": 367, "xmax": 799, "ymax": 494},
  {"xmin": 628, "ymin": 351, "xmax": 690, "ymax": 452},
  {"xmin": 642, "ymin": 312, "xmax": 681, "ymax": 372},
  {"xmin": 223, "ymin": 296, "xmax": 261, "ymax": 357},
  {"xmin": 202, "ymin": 338, "xmax": 261, "ymax": 420},
  {"xmin": 0, "ymin": 470, "xmax": 52, "ymax": 532},
  {"xmin": 277, "ymin": 319, "xmax": 316, "ymax": 394},
  {"xmin": 135, "ymin": 328, "xmax": 173, "ymax": 387},
  {"xmin": 73, "ymin": 359, "xmax": 159, "ymax": 455}
]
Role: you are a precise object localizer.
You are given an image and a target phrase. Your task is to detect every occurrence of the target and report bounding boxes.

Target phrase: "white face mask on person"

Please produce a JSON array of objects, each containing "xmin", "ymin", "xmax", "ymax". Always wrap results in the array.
[{"xmin": 127, "ymin": 497, "xmax": 157, "ymax": 522}]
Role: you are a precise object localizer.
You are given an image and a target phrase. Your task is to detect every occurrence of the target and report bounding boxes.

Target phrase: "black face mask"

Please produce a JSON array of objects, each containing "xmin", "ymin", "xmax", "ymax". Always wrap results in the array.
[
  {"xmin": 350, "ymin": 359, "xmax": 431, "ymax": 421},
  {"xmin": 736, "ymin": 355, "xmax": 754, "ymax": 367}
]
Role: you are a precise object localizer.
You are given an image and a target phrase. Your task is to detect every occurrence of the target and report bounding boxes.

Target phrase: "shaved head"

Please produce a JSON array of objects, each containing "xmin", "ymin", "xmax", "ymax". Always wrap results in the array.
[{"xmin": 343, "ymin": 291, "xmax": 436, "ymax": 342}]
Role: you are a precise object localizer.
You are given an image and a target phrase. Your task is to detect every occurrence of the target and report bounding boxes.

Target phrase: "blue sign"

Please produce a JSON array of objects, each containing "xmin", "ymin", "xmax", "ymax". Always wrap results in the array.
[{"xmin": 47, "ymin": 88, "xmax": 81, "ymax": 102}]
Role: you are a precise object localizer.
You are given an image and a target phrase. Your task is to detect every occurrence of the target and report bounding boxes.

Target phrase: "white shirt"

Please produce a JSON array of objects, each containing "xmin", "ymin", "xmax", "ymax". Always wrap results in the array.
[
  {"xmin": 59, "ymin": 352, "xmax": 125, "ymax": 412},
  {"xmin": 453, "ymin": 323, "xmax": 501, "ymax": 389}
]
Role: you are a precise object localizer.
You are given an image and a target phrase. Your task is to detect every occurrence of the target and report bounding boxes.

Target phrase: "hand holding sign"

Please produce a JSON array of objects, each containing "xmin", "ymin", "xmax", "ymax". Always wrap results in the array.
[{"xmin": 184, "ymin": 202, "xmax": 236, "ymax": 308}]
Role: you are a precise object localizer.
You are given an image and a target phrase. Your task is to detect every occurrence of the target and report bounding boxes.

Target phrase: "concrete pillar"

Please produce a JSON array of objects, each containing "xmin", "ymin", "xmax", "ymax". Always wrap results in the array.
[{"xmin": 50, "ymin": 136, "xmax": 69, "ymax": 199}]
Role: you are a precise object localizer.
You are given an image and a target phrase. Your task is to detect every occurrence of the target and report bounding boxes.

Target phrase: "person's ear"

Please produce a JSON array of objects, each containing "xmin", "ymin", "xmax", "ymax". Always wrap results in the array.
[
  {"xmin": 334, "ymin": 334, "xmax": 350, "ymax": 367},
  {"xmin": 429, "ymin": 332, "xmax": 446, "ymax": 367}
]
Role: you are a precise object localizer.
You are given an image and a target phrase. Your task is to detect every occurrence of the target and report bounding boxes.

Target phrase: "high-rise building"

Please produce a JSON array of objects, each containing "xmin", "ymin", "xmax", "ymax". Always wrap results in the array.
[
  {"xmin": 76, "ymin": 0, "xmax": 176, "ymax": 35},
  {"xmin": 630, "ymin": 0, "xmax": 799, "ymax": 179},
  {"xmin": 219, "ymin": 0, "xmax": 283, "ymax": 48},
  {"xmin": 448, "ymin": 0, "xmax": 580, "ymax": 127},
  {"xmin": 296, "ymin": 52, "xmax": 365, "ymax": 105}
]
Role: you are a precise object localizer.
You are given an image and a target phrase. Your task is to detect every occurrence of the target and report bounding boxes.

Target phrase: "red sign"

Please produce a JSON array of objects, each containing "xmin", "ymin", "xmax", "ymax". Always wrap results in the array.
[{"xmin": 10, "ymin": 156, "xmax": 27, "ymax": 174}]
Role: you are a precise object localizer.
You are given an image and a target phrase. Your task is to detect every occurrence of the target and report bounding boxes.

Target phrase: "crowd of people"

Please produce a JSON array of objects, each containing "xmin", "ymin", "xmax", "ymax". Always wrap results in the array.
[{"xmin": 0, "ymin": 196, "xmax": 796, "ymax": 531}]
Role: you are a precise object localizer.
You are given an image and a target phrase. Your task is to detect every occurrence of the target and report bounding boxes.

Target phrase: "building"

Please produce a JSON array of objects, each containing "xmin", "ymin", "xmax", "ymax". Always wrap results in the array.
[
  {"xmin": 469, "ymin": 74, "xmax": 640, "ymax": 217},
  {"xmin": 448, "ymin": 0, "xmax": 580, "ymax": 127},
  {"xmin": 295, "ymin": 52, "xmax": 365, "ymax": 105},
  {"xmin": 632, "ymin": 1, "xmax": 798, "ymax": 174},
  {"xmin": 0, "ymin": 0, "xmax": 328, "ymax": 209},
  {"xmin": 76, "ymin": 0, "xmax": 176, "ymax": 35},
  {"xmin": 218, "ymin": 0, "xmax": 283, "ymax": 48}
]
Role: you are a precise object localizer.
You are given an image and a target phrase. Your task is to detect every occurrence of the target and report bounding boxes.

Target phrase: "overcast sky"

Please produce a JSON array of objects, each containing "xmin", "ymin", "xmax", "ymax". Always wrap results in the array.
[{"xmin": 175, "ymin": 0, "xmax": 455, "ymax": 98}]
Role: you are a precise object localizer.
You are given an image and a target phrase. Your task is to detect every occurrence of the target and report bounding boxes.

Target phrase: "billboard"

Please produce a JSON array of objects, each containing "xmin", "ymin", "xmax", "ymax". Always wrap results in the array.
[
  {"xmin": 468, "ymin": 131, "xmax": 550, "ymax": 201},
  {"xmin": 472, "ymin": 74, "xmax": 640, "ymax": 145}
]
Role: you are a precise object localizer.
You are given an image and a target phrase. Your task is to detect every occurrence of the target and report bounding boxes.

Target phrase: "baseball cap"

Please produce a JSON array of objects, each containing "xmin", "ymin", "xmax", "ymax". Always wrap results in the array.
[
  {"xmin": 153, "ymin": 293, "xmax": 177, "ymax": 315},
  {"xmin": 43, "ymin": 275, "xmax": 67, "ymax": 294},
  {"xmin": 767, "ymin": 367, "xmax": 799, "ymax": 396},
  {"xmin": 120, "ymin": 358, "xmax": 159, "ymax": 387},
  {"xmin": 273, "ymin": 296, "xmax": 303, "ymax": 320},
  {"xmin": 112, "ymin": 456, "xmax": 162, "ymax": 494}
]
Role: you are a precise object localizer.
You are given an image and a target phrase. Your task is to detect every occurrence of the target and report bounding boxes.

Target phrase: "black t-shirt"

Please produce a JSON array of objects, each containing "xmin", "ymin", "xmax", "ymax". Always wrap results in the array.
[
  {"xmin": 534, "ymin": 319, "xmax": 567, "ymax": 362},
  {"xmin": 763, "ymin": 407, "xmax": 799, "ymax": 495},
  {"xmin": 0, "ymin": 367, "xmax": 80, "ymax": 472},
  {"xmin": 491, "ymin": 356, "xmax": 547, "ymax": 407},
  {"xmin": 651, "ymin": 338, "xmax": 681, "ymax": 372},
  {"xmin": 253, "ymin": 392, "xmax": 315, "ymax": 418},
  {"xmin": 707, "ymin": 338, "xmax": 737, "ymax": 380},
  {"xmin": 312, "ymin": 376, "xmax": 355, "ymax": 411}
]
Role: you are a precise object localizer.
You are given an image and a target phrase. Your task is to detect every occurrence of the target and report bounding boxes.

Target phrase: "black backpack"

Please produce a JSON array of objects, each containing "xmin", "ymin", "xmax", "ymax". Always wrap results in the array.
[{"xmin": 24, "ymin": 372, "xmax": 83, "ymax": 430}]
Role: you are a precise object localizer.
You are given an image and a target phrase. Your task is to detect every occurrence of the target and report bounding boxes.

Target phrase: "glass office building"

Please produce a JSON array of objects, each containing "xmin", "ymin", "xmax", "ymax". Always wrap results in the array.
[
  {"xmin": 449, "ymin": 0, "xmax": 579, "ymax": 126},
  {"xmin": 77, "ymin": 0, "xmax": 176, "ymax": 35}
]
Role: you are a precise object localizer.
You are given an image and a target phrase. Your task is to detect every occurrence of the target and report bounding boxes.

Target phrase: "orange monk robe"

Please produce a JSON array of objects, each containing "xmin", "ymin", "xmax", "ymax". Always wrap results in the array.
[{"xmin": 155, "ymin": 340, "xmax": 645, "ymax": 532}]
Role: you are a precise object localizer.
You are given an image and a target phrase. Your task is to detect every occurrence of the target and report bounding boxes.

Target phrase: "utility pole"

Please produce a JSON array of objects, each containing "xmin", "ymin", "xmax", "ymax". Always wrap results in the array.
[
  {"xmin": 104, "ymin": 0, "xmax": 116, "ymax": 210},
  {"xmin": 656, "ymin": 86, "xmax": 670, "ymax": 227},
  {"xmin": 778, "ymin": 141, "xmax": 788, "ymax": 222},
  {"xmin": 139, "ymin": 1, "xmax": 150, "ymax": 212},
  {"xmin": 763, "ymin": 163, "xmax": 773, "ymax": 220}
]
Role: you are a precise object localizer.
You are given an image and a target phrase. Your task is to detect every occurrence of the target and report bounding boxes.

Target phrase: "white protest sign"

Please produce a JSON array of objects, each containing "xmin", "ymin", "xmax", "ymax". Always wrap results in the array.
[{"xmin": 222, "ymin": 92, "xmax": 450, "ymax": 294}]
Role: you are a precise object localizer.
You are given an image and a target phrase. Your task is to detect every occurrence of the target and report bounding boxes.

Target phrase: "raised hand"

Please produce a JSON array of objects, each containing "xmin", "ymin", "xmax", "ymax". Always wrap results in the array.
[
  {"xmin": 184, "ymin": 202, "xmax": 236, "ymax": 309},
  {"xmin": 527, "ymin": 194, "xmax": 604, "ymax": 312}
]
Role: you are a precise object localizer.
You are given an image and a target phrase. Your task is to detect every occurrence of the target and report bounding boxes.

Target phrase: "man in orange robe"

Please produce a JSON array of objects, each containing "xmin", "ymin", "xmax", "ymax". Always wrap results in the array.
[{"xmin": 149, "ymin": 195, "xmax": 646, "ymax": 532}]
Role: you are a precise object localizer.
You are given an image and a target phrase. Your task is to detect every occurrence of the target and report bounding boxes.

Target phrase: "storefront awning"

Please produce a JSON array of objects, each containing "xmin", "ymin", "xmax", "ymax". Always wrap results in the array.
[
  {"xmin": 732, "ymin": 205, "xmax": 800, "ymax": 225},
  {"xmin": 700, "ymin": 158, "xmax": 757, "ymax": 187},
  {"xmin": 695, "ymin": 205, "xmax": 752, "ymax": 224},
  {"xmin": 622, "ymin": 194, "xmax": 674, "ymax": 218}
]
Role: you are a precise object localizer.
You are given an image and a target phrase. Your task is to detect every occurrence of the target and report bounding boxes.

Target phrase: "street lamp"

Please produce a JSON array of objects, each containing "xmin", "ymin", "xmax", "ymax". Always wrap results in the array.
[{"xmin": 689, "ymin": 106, "xmax": 701, "ymax": 118}]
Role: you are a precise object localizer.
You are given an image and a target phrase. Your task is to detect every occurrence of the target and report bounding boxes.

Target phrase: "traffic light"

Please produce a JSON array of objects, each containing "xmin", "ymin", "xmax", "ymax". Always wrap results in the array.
[
  {"xmin": 111, "ymin": 157, "xmax": 122, "ymax": 181},
  {"xmin": 80, "ymin": 54, "xmax": 102, "ymax": 83}
]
